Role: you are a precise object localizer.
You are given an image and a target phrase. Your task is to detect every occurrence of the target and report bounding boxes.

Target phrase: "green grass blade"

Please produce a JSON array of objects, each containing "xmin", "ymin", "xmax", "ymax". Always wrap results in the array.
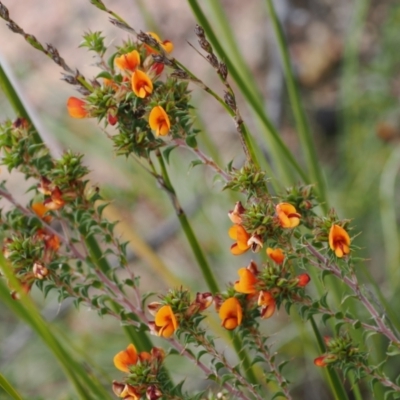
[
  {"xmin": 264, "ymin": 0, "xmax": 327, "ymax": 210},
  {"xmin": 0, "ymin": 261, "xmax": 112, "ymax": 399},
  {"xmin": 187, "ymin": 0, "xmax": 308, "ymax": 184},
  {"xmin": 0, "ymin": 373, "xmax": 23, "ymax": 400}
]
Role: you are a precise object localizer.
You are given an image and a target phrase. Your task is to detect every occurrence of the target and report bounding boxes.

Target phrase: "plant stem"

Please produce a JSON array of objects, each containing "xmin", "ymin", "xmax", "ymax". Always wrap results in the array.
[{"xmin": 307, "ymin": 244, "xmax": 400, "ymax": 345}]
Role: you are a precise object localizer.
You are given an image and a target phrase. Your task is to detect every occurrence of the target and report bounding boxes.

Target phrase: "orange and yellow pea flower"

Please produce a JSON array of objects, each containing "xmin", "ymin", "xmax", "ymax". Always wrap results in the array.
[
  {"xmin": 113, "ymin": 344, "xmax": 151, "ymax": 373},
  {"xmin": 234, "ymin": 267, "xmax": 258, "ymax": 294},
  {"xmin": 266, "ymin": 247, "xmax": 285, "ymax": 264},
  {"xmin": 32, "ymin": 202, "xmax": 52, "ymax": 223},
  {"xmin": 131, "ymin": 70, "xmax": 153, "ymax": 98},
  {"xmin": 114, "ymin": 50, "xmax": 140, "ymax": 71},
  {"xmin": 149, "ymin": 106, "xmax": 170, "ymax": 136},
  {"xmin": 67, "ymin": 97, "xmax": 89, "ymax": 119},
  {"xmin": 112, "ymin": 382, "xmax": 141, "ymax": 400},
  {"xmin": 154, "ymin": 305, "xmax": 178, "ymax": 338},
  {"xmin": 276, "ymin": 202, "xmax": 301, "ymax": 228},
  {"xmin": 229, "ymin": 224, "xmax": 251, "ymax": 255},
  {"xmin": 219, "ymin": 297, "xmax": 243, "ymax": 330},
  {"xmin": 258, "ymin": 291, "xmax": 276, "ymax": 319},
  {"xmin": 296, "ymin": 273, "xmax": 311, "ymax": 287},
  {"xmin": 329, "ymin": 224, "xmax": 350, "ymax": 258},
  {"xmin": 146, "ymin": 32, "xmax": 174, "ymax": 54}
]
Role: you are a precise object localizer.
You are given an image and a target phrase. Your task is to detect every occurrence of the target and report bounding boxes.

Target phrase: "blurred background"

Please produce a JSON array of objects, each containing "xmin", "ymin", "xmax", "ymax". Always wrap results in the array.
[{"xmin": 0, "ymin": 0, "xmax": 400, "ymax": 399}]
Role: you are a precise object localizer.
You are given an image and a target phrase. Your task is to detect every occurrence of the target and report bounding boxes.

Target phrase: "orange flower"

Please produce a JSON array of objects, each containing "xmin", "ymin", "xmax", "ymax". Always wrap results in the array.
[
  {"xmin": 146, "ymin": 32, "xmax": 174, "ymax": 54},
  {"xmin": 115, "ymin": 50, "xmax": 140, "ymax": 71},
  {"xmin": 131, "ymin": 70, "xmax": 153, "ymax": 98},
  {"xmin": 219, "ymin": 297, "xmax": 242, "ymax": 330},
  {"xmin": 112, "ymin": 382, "xmax": 141, "ymax": 399},
  {"xmin": 329, "ymin": 224, "xmax": 350, "ymax": 258},
  {"xmin": 229, "ymin": 224, "xmax": 251, "ymax": 255},
  {"xmin": 32, "ymin": 202, "xmax": 52, "ymax": 223},
  {"xmin": 67, "ymin": 97, "xmax": 89, "ymax": 118},
  {"xmin": 276, "ymin": 202, "xmax": 301, "ymax": 228},
  {"xmin": 296, "ymin": 273, "xmax": 311, "ymax": 287},
  {"xmin": 266, "ymin": 247, "xmax": 285, "ymax": 264},
  {"xmin": 155, "ymin": 305, "xmax": 178, "ymax": 338},
  {"xmin": 149, "ymin": 106, "xmax": 170, "ymax": 136},
  {"xmin": 234, "ymin": 267, "xmax": 258, "ymax": 294},
  {"xmin": 113, "ymin": 344, "xmax": 138, "ymax": 372},
  {"xmin": 258, "ymin": 291, "xmax": 276, "ymax": 319},
  {"xmin": 113, "ymin": 344, "xmax": 151, "ymax": 373}
]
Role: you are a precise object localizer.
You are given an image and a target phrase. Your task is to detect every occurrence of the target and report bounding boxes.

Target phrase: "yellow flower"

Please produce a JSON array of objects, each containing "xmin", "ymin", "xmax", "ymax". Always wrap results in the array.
[
  {"xmin": 155, "ymin": 305, "xmax": 178, "ymax": 338},
  {"xmin": 276, "ymin": 202, "xmax": 300, "ymax": 228},
  {"xmin": 67, "ymin": 97, "xmax": 89, "ymax": 119},
  {"xmin": 228, "ymin": 224, "xmax": 251, "ymax": 255},
  {"xmin": 149, "ymin": 106, "xmax": 171, "ymax": 136},
  {"xmin": 131, "ymin": 70, "xmax": 153, "ymax": 98},
  {"xmin": 219, "ymin": 297, "xmax": 243, "ymax": 330},
  {"xmin": 115, "ymin": 50, "xmax": 140, "ymax": 71},
  {"xmin": 329, "ymin": 224, "xmax": 350, "ymax": 257},
  {"xmin": 266, "ymin": 247, "xmax": 285, "ymax": 264}
]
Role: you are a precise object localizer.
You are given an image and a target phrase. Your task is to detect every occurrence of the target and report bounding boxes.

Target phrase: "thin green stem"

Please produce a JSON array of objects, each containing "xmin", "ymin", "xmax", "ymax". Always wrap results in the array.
[
  {"xmin": 264, "ymin": 0, "xmax": 327, "ymax": 211},
  {"xmin": 310, "ymin": 317, "xmax": 350, "ymax": 400},
  {"xmin": 155, "ymin": 150, "xmax": 258, "ymax": 384}
]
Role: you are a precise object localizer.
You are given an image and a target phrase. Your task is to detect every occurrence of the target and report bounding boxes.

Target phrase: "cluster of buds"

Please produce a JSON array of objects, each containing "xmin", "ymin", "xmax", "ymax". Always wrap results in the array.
[
  {"xmin": 314, "ymin": 334, "xmax": 365, "ymax": 368},
  {"xmin": 147, "ymin": 289, "xmax": 213, "ymax": 338},
  {"xmin": 113, "ymin": 344, "xmax": 165, "ymax": 400}
]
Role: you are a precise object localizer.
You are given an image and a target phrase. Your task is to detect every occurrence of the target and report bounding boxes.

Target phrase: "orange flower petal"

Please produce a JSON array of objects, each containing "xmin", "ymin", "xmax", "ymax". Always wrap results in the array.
[
  {"xmin": 219, "ymin": 297, "xmax": 242, "ymax": 330},
  {"xmin": 266, "ymin": 247, "xmax": 285, "ymax": 264},
  {"xmin": 113, "ymin": 344, "xmax": 138, "ymax": 372},
  {"xmin": 67, "ymin": 97, "xmax": 88, "ymax": 119},
  {"xmin": 32, "ymin": 202, "xmax": 52, "ymax": 223},
  {"xmin": 131, "ymin": 70, "xmax": 153, "ymax": 98},
  {"xmin": 234, "ymin": 268, "xmax": 258, "ymax": 294},
  {"xmin": 276, "ymin": 203, "xmax": 301, "ymax": 228},
  {"xmin": 329, "ymin": 224, "xmax": 351, "ymax": 258},
  {"xmin": 155, "ymin": 305, "xmax": 178, "ymax": 338},
  {"xmin": 149, "ymin": 106, "xmax": 170, "ymax": 136},
  {"xmin": 115, "ymin": 50, "xmax": 140, "ymax": 71},
  {"xmin": 258, "ymin": 291, "xmax": 276, "ymax": 319}
]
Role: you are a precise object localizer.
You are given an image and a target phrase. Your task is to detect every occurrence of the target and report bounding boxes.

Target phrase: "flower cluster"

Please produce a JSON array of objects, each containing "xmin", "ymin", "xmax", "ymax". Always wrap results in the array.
[
  {"xmin": 66, "ymin": 31, "xmax": 198, "ymax": 158},
  {"xmin": 147, "ymin": 289, "xmax": 213, "ymax": 338},
  {"xmin": 113, "ymin": 344, "xmax": 165, "ymax": 400}
]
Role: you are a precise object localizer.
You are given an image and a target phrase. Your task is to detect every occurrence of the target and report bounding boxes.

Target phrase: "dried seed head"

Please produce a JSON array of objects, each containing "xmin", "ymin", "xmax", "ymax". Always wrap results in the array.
[
  {"xmin": 171, "ymin": 69, "xmax": 189, "ymax": 80},
  {"xmin": 224, "ymin": 91, "xmax": 236, "ymax": 110},
  {"xmin": 194, "ymin": 24, "xmax": 205, "ymax": 38},
  {"xmin": 138, "ymin": 30, "xmax": 159, "ymax": 49},
  {"xmin": 0, "ymin": 3, "xmax": 10, "ymax": 20},
  {"xmin": 198, "ymin": 38, "xmax": 212, "ymax": 54},
  {"xmin": 206, "ymin": 54, "xmax": 219, "ymax": 69},
  {"xmin": 7, "ymin": 21, "xmax": 23, "ymax": 34},
  {"xmin": 151, "ymin": 53, "xmax": 174, "ymax": 67},
  {"xmin": 218, "ymin": 62, "xmax": 228, "ymax": 80},
  {"xmin": 61, "ymin": 74, "xmax": 78, "ymax": 85}
]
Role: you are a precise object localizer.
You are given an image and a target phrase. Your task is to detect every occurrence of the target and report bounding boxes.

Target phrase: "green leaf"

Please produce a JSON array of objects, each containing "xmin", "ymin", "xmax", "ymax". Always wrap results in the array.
[
  {"xmin": 386, "ymin": 344, "xmax": 400, "ymax": 357},
  {"xmin": 185, "ymin": 135, "xmax": 198, "ymax": 148},
  {"xmin": 162, "ymin": 145, "xmax": 178, "ymax": 164},
  {"xmin": 96, "ymin": 71, "xmax": 113, "ymax": 80},
  {"xmin": 322, "ymin": 314, "xmax": 332, "ymax": 325}
]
